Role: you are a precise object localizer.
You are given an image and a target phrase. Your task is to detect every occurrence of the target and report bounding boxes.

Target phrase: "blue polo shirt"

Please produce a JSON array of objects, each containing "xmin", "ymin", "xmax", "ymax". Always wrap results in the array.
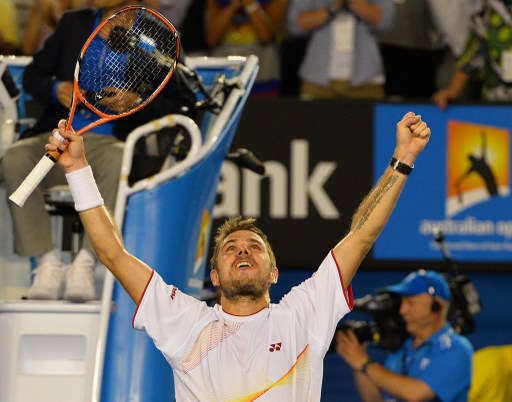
[{"xmin": 384, "ymin": 324, "xmax": 473, "ymax": 402}]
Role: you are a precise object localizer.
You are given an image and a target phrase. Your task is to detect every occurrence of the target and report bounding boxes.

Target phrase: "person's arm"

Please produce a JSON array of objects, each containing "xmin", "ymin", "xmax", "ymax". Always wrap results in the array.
[
  {"xmin": 296, "ymin": 0, "xmax": 390, "ymax": 33},
  {"xmin": 336, "ymin": 331, "xmax": 383, "ymax": 401},
  {"xmin": 337, "ymin": 330, "xmax": 436, "ymax": 401},
  {"xmin": 204, "ymin": 0, "xmax": 241, "ymax": 46},
  {"xmin": 431, "ymin": 70, "xmax": 470, "ymax": 109},
  {"xmin": 77, "ymin": 207, "xmax": 153, "ymax": 303},
  {"xmin": 22, "ymin": 9, "xmax": 44, "ymax": 56},
  {"xmin": 296, "ymin": 0, "xmax": 345, "ymax": 33},
  {"xmin": 356, "ymin": 351, "xmax": 436, "ymax": 401},
  {"xmin": 23, "ymin": 10, "xmax": 94, "ymax": 106},
  {"xmin": 353, "ymin": 370, "xmax": 382, "ymax": 402},
  {"xmin": 47, "ymin": 120, "xmax": 153, "ymax": 303},
  {"xmin": 205, "ymin": 0, "xmax": 285, "ymax": 45},
  {"xmin": 55, "ymin": 81, "xmax": 74, "ymax": 107},
  {"xmin": 240, "ymin": 0, "xmax": 287, "ymax": 43},
  {"xmin": 333, "ymin": 112, "xmax": 430, "ymax": 289},
  {"xmin": 23, "ymin": 18, "xmax": 68, "ymax": 104},
  {"xmin": 358, "ymin": 358, "xmax": 436, "ymax": 400},
  {"xmin": 348, "ymin": 0, "xmax": 383, "ymax": 27}
]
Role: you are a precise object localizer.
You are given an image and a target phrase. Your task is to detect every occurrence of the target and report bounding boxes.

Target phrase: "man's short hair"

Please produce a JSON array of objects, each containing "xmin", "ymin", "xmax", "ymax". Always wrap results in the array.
[{"xmin": 210, "ymin": 216, "xmax": 277, "ymax": 269}]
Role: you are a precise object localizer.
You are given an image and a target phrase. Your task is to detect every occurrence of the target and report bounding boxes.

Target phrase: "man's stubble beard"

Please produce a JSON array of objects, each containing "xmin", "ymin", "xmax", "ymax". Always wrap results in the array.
[{"xmin": 219, "ymin": 274, "xmax": 270, "ymax": 302}]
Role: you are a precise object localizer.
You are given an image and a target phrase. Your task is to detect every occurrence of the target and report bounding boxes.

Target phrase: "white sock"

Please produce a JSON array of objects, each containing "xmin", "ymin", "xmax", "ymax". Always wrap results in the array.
[
  {"xmin": 73, "ymin": 249, "xmax": 96, "ymax": 268},
  {"xmin": 36, "ymin": 249, "xmax": 61, "ymax": 267}
]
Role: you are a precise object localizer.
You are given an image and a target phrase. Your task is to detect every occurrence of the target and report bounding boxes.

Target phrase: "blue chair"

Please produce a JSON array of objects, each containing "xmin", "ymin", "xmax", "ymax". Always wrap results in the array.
[{"xmin": 95, "ymin": 55, "xmax": 259, "ymax": 402}]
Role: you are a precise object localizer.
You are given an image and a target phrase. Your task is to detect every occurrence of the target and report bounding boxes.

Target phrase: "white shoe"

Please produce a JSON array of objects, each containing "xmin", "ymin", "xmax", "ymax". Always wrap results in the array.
[
  {"xmin": 27, "ymin": 261, "xmax": 66, "ymax": 300},
  {"xmin": 64, "ymin": 260, "xmax": 96, "ymax": 302}
]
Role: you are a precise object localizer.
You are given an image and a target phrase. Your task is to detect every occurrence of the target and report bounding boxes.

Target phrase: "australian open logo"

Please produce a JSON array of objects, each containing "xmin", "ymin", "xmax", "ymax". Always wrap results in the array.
[{"xmin": 446, "ymin": 121, "xmax": 510, "ymax": 217}]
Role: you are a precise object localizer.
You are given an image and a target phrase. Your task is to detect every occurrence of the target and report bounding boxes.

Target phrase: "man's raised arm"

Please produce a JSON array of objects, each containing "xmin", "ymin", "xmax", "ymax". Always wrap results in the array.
[
  {"xmin": 333, "ymin": 112, "xmax": 431, "ymax": 289},
  {"xmin": 48, "ymin": 120, "xmax": 152, "ymax": 303}
]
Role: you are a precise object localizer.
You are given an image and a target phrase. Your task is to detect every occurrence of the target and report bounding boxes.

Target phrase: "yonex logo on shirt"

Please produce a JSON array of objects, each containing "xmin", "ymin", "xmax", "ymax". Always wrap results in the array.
[
  {"xmin": 269, "ymin": 342, "xmax": 282, "ymax": 352},
  {"xmin": 170, "ymin": 287, "xmax": 177, "ymax": 300}
]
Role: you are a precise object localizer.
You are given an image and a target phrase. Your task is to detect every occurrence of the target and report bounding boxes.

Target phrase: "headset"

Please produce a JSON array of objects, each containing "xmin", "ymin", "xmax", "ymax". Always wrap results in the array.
[{"xmin": 417, "ymin": 270, "xmax": 441, "ymax": 313}]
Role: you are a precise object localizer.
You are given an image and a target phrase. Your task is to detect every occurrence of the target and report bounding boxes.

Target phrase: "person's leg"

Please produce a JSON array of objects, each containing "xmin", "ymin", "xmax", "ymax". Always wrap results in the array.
[
  {"xmin": 2, "ymin": 133, "xmax": 69, "ymax": 299},
  {"xmin": 2, "ymin": 134, "xmax": 67, "ymax": 257}
]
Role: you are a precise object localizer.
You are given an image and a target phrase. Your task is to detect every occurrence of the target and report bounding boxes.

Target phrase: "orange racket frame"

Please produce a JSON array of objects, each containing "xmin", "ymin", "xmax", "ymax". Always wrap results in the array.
[{"xmin": 10, "ymin": 5, "xmax": 180, "ymax": 207}]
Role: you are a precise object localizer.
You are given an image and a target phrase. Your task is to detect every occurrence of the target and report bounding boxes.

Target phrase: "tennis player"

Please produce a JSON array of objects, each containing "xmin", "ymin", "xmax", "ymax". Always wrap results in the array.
[{"xmin": 46, "ymin": 111, "xmax": 431, "ymax": 400}]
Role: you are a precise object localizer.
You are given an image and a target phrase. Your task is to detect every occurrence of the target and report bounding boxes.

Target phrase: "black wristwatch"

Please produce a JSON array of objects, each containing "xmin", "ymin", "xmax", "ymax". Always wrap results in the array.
[
  {"xmin": 390, "ymin": 157, "xmax": 413, "ymax": 175},
  {"xmin": 360, "ymin": 358, "xmax": 376, "ymax": 374}
]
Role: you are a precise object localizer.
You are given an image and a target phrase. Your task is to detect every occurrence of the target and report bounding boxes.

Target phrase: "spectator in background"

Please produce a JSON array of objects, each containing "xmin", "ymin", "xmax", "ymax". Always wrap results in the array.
[
  {"xmin": 156, "ymin": 0, "xmax": 194, "ymax": 31},
  {"xmin": 204, "ymin": 0, "xmax": 287, "ymax": 96},
  {"xmin": 432, "ymin": 0, "xmax": 512, "ymax": 108},
  {"xmin": 1, "ymin": 0, "xmax": 196, "ymax": 303},
  {"xmin": 337, "ymin": 270, "xmax": 473, "ymax": 402},
  {"xmin": 378, "ymin": 0, "xmax": 472, "ymax": 100},
  {"xmin": 287, "ymin": 0, "xmax": 394, "ymax": 99},
  {"xmin": 0, "ymin": 0, "xmax": 21, "ymax": 54},
  {"xmin": 21, "ymin": 0, "xmax": 84, "ymax": 55}
]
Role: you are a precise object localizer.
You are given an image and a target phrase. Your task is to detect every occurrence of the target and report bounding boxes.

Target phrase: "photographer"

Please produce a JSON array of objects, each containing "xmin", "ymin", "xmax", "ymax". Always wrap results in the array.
[{"xmin": 336, "ymin": 270, "xmax": 474, "ymax": 402}]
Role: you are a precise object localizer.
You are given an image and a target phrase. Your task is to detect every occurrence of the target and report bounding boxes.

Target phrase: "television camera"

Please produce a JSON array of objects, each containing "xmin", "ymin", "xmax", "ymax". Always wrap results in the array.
[{"xmin": 336, "ymin": 229, "xmax": 482, "ymax": 352}]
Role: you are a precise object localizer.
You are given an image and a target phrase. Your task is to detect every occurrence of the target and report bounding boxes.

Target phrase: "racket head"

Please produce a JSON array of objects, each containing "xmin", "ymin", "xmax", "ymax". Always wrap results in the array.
[{"xmin": 73, "ymin": 6, "xmax": 180, "ymax": 127}]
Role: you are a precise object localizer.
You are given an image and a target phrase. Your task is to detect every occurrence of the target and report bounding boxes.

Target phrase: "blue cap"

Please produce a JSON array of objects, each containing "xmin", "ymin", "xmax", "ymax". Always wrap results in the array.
[{"xmin": 385, "ymin": 270, "xmax": 451, "ymax": 301}]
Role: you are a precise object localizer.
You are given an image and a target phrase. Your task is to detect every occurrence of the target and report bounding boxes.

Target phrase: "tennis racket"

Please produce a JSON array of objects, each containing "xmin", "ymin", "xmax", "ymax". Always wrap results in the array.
[{"xmin": 9, "ymin": 5, "xmax": 180, "ymax": 207}]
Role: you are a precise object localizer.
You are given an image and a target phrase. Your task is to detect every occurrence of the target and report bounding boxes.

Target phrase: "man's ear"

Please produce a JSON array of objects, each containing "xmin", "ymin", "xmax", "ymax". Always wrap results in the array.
[
  {"xmin": 210, "ymin": 268, "xmax": 219, "ymax": 287},
  {"xmin": 270, "ymin": 267, "xmax": 278, "ymax": 284}
]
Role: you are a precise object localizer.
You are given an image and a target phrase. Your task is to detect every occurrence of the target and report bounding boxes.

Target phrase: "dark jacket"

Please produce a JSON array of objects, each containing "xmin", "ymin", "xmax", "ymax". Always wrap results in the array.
[{"xmin": 21, "ymin": 8, "xmax": 195, "ymax": 141}]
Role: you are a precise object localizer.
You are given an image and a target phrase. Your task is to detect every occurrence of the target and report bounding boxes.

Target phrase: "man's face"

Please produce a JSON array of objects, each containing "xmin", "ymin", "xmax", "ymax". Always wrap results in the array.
[
  {"xmin": 211, "ymin": 230, "xmax": 277, "ymax": 301},
  {"xmin": 399, "ymin": 294, "xmax": 436, "ymax": 336}
]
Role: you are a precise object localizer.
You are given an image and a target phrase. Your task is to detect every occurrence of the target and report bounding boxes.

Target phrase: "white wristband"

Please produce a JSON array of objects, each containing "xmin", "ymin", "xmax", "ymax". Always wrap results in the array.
[{"xmin": 65, "ymin": 166, "xmax": 104, "ymax": 211}]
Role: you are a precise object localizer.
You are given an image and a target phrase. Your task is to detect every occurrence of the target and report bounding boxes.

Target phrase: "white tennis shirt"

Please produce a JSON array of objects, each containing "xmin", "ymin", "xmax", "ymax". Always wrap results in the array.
[{"xmin": 133, "ymin": 250, "xmax": 353, "ymax": 401}]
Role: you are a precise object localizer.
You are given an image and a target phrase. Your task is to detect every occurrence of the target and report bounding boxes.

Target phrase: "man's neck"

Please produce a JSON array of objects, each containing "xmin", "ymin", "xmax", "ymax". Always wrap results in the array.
[
  {"xmin": 221, "ymin": 294, "xmax": 270, "ymax": 316},
  {"xmin": 412, "ymin": 321, "xmax": 446, "ymax": 348}
]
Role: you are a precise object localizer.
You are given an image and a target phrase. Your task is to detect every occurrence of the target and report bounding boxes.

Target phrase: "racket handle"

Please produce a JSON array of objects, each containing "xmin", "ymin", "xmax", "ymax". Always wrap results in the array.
[{"xmin": 9, "ymin": 155, "xmax": 57, "ymax": 207}]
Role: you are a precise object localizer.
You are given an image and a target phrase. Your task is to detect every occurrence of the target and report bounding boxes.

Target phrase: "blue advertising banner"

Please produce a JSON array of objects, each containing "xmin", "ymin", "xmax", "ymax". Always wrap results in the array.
[{"xmin": 374, "ymin": 104, "xmax": 512, "ymax": 263}]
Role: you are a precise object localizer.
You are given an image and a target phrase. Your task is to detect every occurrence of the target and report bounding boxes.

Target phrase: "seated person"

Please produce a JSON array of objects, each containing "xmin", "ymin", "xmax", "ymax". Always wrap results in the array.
[
  {"xmin": 1, "ymin": 0, "xmax": 195, "ymax": 302},
  {"xmin": 336, "ymin": 270, "xmax": 474, "ymax": 402}
]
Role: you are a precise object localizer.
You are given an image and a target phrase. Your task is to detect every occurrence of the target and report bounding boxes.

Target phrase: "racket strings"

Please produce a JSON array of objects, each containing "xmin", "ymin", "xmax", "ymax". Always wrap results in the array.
[{"xmin": 78, "ymin": 8, "xmax": 179, "ymax": 116}]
